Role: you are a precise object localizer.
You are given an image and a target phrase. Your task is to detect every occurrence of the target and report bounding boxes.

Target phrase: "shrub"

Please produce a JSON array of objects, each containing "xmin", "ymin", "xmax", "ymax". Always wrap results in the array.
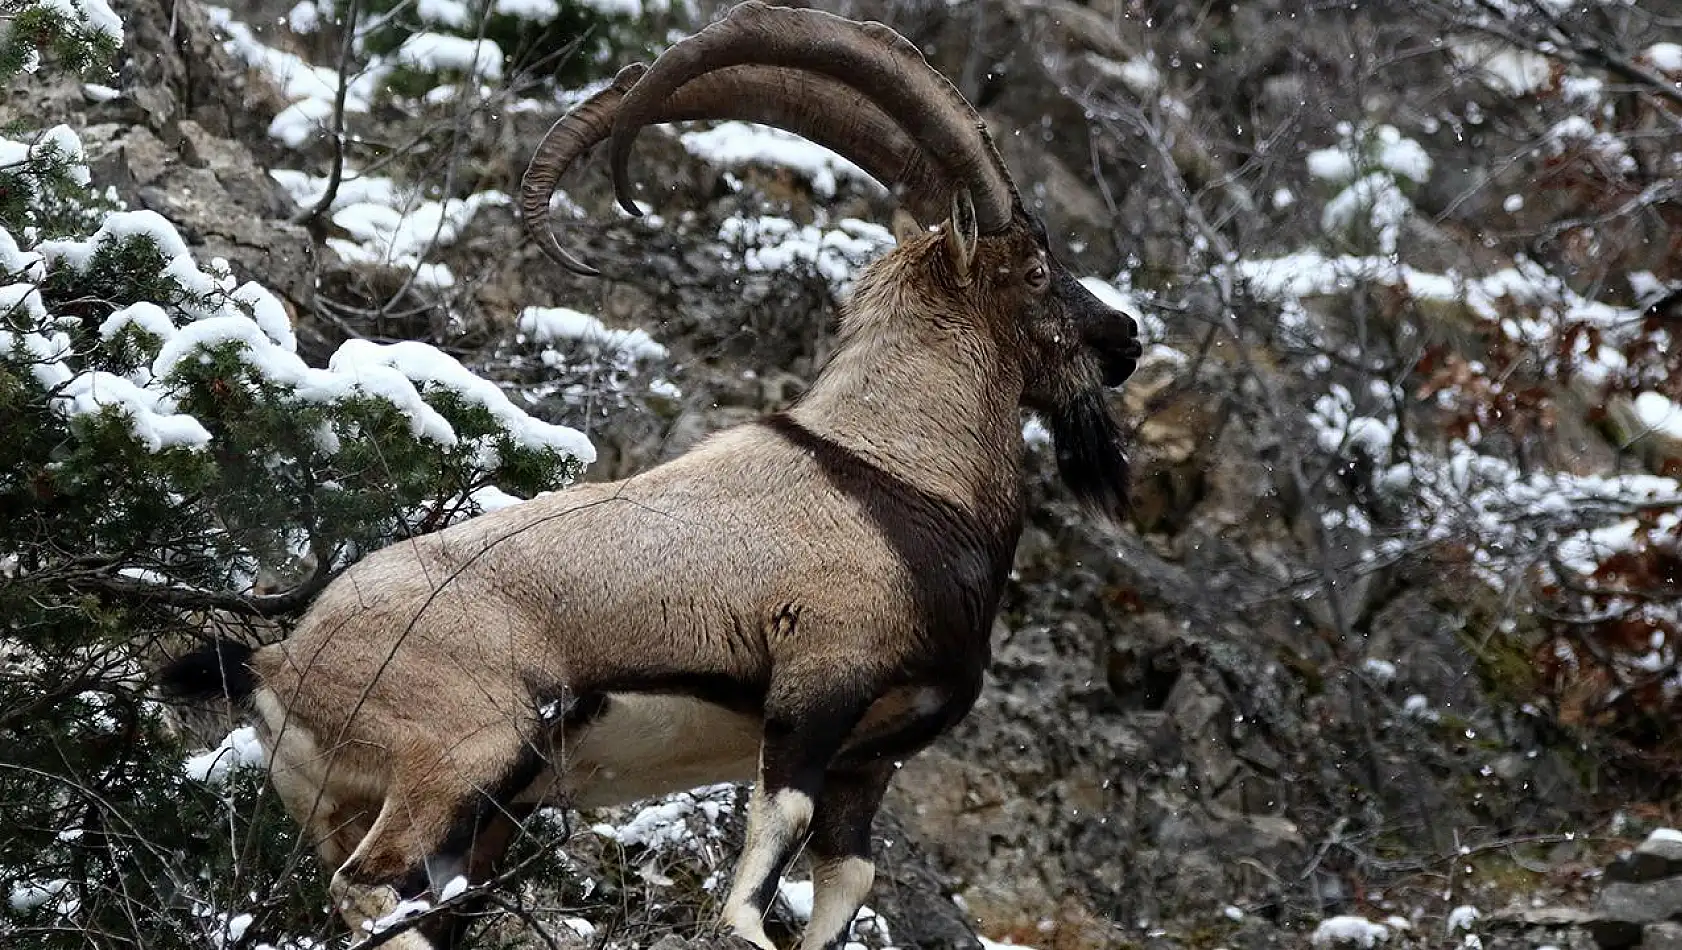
[{"xmin": 0, "ymin": 3, "xmax": 592, "ymax": 944}]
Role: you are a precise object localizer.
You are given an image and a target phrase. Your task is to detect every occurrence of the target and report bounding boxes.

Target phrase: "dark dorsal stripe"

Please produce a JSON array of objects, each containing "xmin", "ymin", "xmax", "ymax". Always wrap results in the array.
[{"xmin": 760, "ymin": 412, "xmax": 1020, "ymax": 664}]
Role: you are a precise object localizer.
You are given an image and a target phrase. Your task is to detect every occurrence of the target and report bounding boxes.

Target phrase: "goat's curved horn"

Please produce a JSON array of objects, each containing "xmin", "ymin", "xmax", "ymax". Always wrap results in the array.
[
  {"xmin": 605, "ymin": 0, "xmax": 1018, "ymax": 232},
  {"xmin": 521, "ymin": 62, "xmax": 960, "ymax": 273},
  {"xmin": 521, "ymin": 64, "xmax": 647, "ymax": 275}
]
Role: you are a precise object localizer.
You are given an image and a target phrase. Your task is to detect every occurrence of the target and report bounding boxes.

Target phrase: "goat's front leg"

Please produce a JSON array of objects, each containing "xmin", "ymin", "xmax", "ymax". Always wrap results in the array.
[
  {"xmin": 798, "ymin": 761, "xmax": 894, "ymax": 950},
  {"xmin": 721, "ymin": 678, "xmax": 867, "ymax": 950}
]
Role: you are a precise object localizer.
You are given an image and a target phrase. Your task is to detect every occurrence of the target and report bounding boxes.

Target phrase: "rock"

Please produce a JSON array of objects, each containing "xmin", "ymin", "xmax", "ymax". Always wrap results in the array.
[
  {"xmin": 865, "ymin": 810, "xmax": 986, "ymax": 949},
  {"xmin": 1589, "ymin": 879, "xmax": 1682, "ymax": 948},
  {"xmin": 1488, "ymin": 905, "xmax": 1598, "ymax": 928},
  {"xmin": 81, "ymin": 123, "xmax": 324, "ymax": 317},
  {"xmin": 1623, "ymin": 829, "xmax": 1682, "ymax": 883},
  {"xmin": 1590, "ymin": 920, "xmax": 1647, "ymax": 950},
  {"xmin": 1647, "ymin": 922, "xmax": 1682, "ymax": 950}
]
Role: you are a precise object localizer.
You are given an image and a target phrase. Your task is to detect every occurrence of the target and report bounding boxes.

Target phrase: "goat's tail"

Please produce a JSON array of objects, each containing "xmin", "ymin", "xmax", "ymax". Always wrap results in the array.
[{"xmin": 156, "ymin": 639, "xmax": 260, "ymax": 706}]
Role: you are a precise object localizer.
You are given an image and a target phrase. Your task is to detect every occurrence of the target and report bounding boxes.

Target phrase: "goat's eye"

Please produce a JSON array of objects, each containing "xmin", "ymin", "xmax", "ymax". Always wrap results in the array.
[{"xmin": 1025, "ymin": 263, "xmax": 1049, "ymax": 290}]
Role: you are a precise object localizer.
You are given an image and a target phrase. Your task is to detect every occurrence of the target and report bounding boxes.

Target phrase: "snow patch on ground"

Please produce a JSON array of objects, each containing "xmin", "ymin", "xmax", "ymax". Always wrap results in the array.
[
  {"xmin": 681, "ymin": 122, "xmax": 883, "ymax": 199},
  {"xmin": 1446, "ymin": 905, "xmax": 1481, "ymax": 933},
  {"xmin": 1449, "ymin": 38, "xmax": 1555, "ymax": 95},
  {"xmin": 1312, "ymin": 915, "xmax": 1390, "ymax": 947},
  {"xmin": 516, "ymin": 306, "xmax": 667, "ymax": 360},
  {"xmin": 717, "ymin": 214, "xmax": 894, "ymax": 293},
  {"xmin": 270, "ymin": 169, "xmax": 509, "ymax": 289},
  {"xmin": 1644, "ymin": 42, "xmax": 1682, "ymax": 73}
]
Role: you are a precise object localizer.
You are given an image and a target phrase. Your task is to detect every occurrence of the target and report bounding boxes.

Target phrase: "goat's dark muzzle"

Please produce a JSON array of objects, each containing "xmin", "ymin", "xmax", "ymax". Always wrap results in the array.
[
  {"xmin": 1059, "ymin": 270, "xmax": 1142, "ymax": 387},
  {"xmin": 1087, "ymin": 317, "xmax": 1142, "ymax": 387}
]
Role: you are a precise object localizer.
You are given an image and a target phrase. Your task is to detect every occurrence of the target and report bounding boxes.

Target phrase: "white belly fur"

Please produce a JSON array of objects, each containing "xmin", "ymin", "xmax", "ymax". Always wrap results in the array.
[{"xmin": 539, "ymin": 693, "xmax": 762, "ymax": 809}]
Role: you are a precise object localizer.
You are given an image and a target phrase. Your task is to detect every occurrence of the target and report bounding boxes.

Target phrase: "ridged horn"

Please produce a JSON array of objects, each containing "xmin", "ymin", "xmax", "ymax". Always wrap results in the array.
[
  {"xmin": 520, "ymin": 61, "xmax": 962, "ymax": 273},
  {"xmin": 606, "ymin": 0, "xmax": 1017, "ymax": 232}
]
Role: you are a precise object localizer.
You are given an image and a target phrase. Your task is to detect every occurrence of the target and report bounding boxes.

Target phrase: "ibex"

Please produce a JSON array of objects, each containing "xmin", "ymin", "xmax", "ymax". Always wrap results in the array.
[{"xmin": 160, "ymin": 3, "xmax": 1142, "ymax": 948}]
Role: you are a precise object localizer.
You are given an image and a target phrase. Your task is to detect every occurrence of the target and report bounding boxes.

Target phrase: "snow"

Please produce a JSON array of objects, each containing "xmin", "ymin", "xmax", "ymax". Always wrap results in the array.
[
  {"xmin": 717, "ymin": 215, "xmax": 894, "ymax": 292},
  {"xmin": 417, "ymin": 0, "xmax": 471, "ymax": 27},
  {"xmin": 1, "ymin": 226, "xmax": 45, "ymax": 280},
  {"xmin": 1633, "ymin": 392, "xmax": 1682, "ymax": 440},
  {"xmin": 592, "ymin": 784, "xmax": 737, "ymax": 851},
  {"xmin": 769, "ymin": 883, "xmax": 889, "ymax": 948},
  {"xmin": 1648, "ymin": 828, "xmax": 1682, "ymax": 844},
  {"xmin": 231, "ymin": 281, "xmax": 297, "ymax": 352},
  {"xmin": 778, "ymin": 880, "xmax": 814, "ymax": 919},
  {"xmin": 0, "ymin": 326, "xmax": 74, "ymax": 389},
  {"xmin": 368, "ymin": 897, "xmax": 432, "ymax": 933},
  {"xmin": 331, "ymin": 339, "xmax": 597, "ymax": 463},
  {"xmin": 9, "ymin": 878, "xmax": 73, "ymax": 914},
  {"xmin": 24, "ymin": 125, "xmax": 92, "ymax": 185},
  {"xmin": 979, "ymin": 940, "xmax": 1038, "ymax": 950},
  {"xmin": 1376, "ymin": 129, "xmax": 1432, "ymax": 183},
  {"xmin": 517, "ymin": 306, "xmax": 667, "ymax": 360},
  {"xmin": 437, "ymin": 875, "xmax": 469, "ymax": 901},
  {"xmin": 266, "ymin": 99, "xmax": 331, "ymax": 149},
  {"xmin": 1, "ymin": 282, "xmax": 49, "ymax": 324},
  {"xmin": 205, "ymin": 7, "xmax": 352, "ymax": 105},
  {"xmin": 206, "ymin": 5, "xmax": 379, "ymax": 147},
  {"xmin": 149, "ymin": 312, "xmax": 594, "ymax": 466},
  {"xmin": 1321, "ymin": 173, "xmax": 1411, "ymax": 254},
  {"xmin": 183, "ymin": 726, "xmax": 267, "ymax": 784},
  {"xmin": 576, "ymin": 0, "xmax": 654, "ymax": 16},
  {"xmin": 1362, "ymin": 658, "xmax": 1398, "ymax": 683},
  {"xmin": 1311, "ymin": 384, "xmax": 1395, "ymax": 458},
  {"xmin": 1312, "ymin": 916, "xmax": 1390, "ymax": 948},
  {"xmin": 99, "ymin": 301, "xmax": 177, "ymax": 345},
  {"xmin": 1309, "ymin": 125, "xmax": 1429, "ymax": 186},
  {"xmin": 1119, "ymin": 58, "xmax": 1160, "ymax": 95},
  {"xmin": 493, "ymin": 0, "xmax": 560, "ymax": 18},
  {"xmin": 1449, "ymin": 38, "xmax": 1554, "ymax": 96},
  {"xmin": 40, "ymin": 209, "xmax": 190, "ymax": 270},
  {"xmin": 1645, "ymin": 43, "xmax": 1682, "ymax": 73},
  {"xmin": 1446, "ymin": 906, "xmax": 1480, "ymax": 933},
  {"xmin": 1307, "ymin": 147, "xmax": 1356, "ymax": 182},
  {"xmin": 271, "ymin": 169, "xmax": 509, "ymax": 290},
  {"xmin": 219, "ymin": 913, "xmax": 255, "ymax": 946},
  {"xmin": 59, "ymin": 370, "xmax": 214, "ymax": 451},
  {"xmin": 38, "ymin": 0, "xmax": 124, "ymax": 44},
  {"xmin": 395, "ymin": 33, "xmax": 504, "ymax": 81},
  {"xmin": 469, "ymin": 485, "xmax": 527, "ymax": 511},
  {"xmin": 681, "ymin": 122, "xmax": 882, "ymax": 200},
  {"xmin": 1560, "ymin": 74, "xmax": 1603, "ymax": 104},
  {"xmin": 286, "ymin": 0, "xmax": 320, "ymax": 33},
  {"xmin": 1091, "ymin": 53, "xmax": 1163, "ymax": 97}
]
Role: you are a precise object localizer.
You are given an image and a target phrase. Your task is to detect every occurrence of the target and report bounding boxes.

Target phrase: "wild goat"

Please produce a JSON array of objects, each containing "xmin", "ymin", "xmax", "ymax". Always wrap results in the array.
[{"xmin": 159, "ymin": 2, "xmax": 1142, "ymax": 948}]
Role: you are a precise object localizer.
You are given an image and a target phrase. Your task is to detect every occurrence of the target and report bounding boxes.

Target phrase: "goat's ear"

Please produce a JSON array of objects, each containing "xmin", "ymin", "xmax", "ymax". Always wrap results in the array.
[
  {"xmin": 891, "ymin": 208, "xmax": 923, "ymax": 245},
  {"xmin": 943, "ymin": 189, "xmax": 978, "ymax": 287}
]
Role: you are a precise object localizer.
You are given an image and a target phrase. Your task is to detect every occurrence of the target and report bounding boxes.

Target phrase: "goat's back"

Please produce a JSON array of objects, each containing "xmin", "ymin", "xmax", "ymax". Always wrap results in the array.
[{"xmin": 252, "ymin": 423, "xmax": 923, "ymax": 742}]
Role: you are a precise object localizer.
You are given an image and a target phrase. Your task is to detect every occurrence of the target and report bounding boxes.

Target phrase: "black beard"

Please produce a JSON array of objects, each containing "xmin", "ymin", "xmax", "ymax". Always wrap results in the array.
[{"xmin": 1047, "ymin": 389, "xmax": 1131, "ymax": 524}]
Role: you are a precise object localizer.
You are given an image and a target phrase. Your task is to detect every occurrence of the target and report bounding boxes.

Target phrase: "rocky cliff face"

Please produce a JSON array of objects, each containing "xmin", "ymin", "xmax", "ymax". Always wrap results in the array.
[{"xmin": 12, "ymin": 0, "xmax": 1681, "ymax": 945}]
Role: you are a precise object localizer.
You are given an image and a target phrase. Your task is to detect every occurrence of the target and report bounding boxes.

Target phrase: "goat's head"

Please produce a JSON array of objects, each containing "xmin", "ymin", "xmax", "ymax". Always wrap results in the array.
[{"xmin": 520, "ymin": 0, "xmax": 1143, "ymax": 518}]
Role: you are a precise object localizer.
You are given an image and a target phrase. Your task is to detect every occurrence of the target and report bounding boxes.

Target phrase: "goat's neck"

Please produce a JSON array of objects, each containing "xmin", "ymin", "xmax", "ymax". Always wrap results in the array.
[{"xmin": 789, "ymin": 310, "xmax": 1023, "ymax": 515}]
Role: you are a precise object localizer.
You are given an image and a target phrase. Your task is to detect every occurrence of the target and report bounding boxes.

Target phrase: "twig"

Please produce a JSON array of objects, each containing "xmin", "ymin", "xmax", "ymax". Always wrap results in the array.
[
  {"xmin": 294, "ymin": 0, "xmax": 365, "ymax": 227},
  {"xmin": 63, "ymin": 554, "xmax": 336, "ymax": 618}
]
